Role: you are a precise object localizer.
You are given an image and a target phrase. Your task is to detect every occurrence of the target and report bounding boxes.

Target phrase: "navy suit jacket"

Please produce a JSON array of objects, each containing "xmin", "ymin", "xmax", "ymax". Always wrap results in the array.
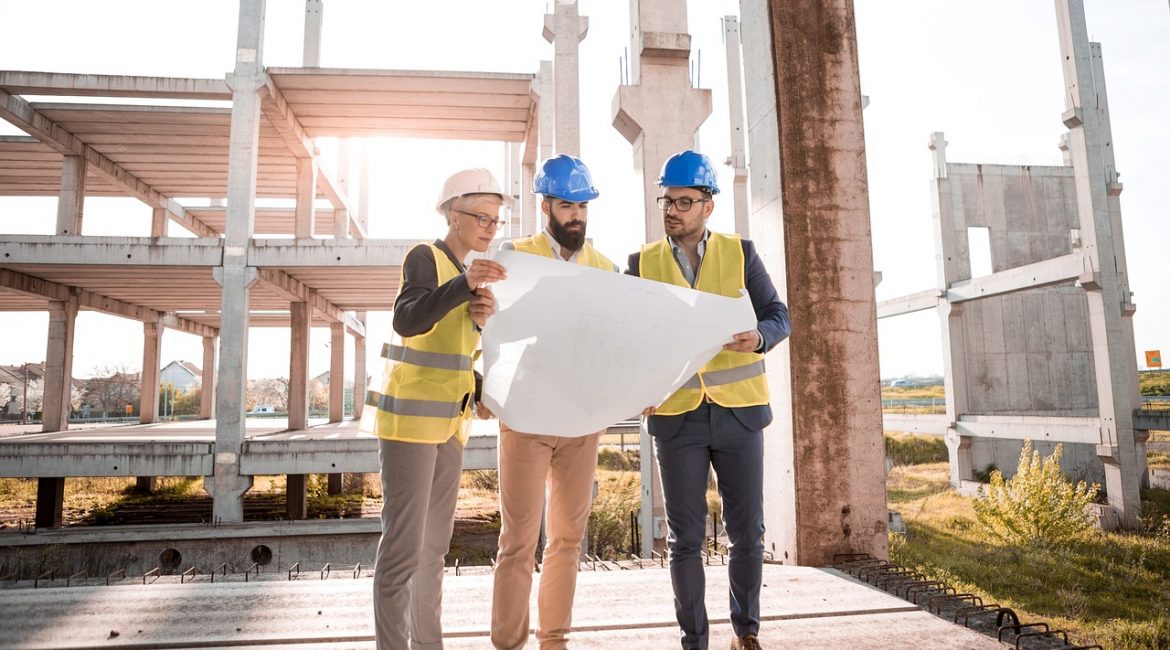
[{"xmin": 626, "ymin": 237, "xmax": 791, "ymax": 439}]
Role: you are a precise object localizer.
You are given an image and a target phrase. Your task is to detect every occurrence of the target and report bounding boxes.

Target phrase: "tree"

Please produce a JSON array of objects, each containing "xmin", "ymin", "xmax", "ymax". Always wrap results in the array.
[
  {"xmin": 14, "ymin": 378, "xmax": 43, "ymax": 415},
  {"xmin": 247, "ymin": 377, "xmax": 288, "ymax": 412},
  {"xmin": 82, "ymin": 364, "xmax": 141, "ymax": 417},
  {"xmin": 172, "ymin": 386, "xmax": 202, "ymax": 416},
  {"xmin": 309, "ymin": 378, "xmax": 329, "ymax": 413},
  {"xmin": 0, "ymin": 382, "xmax": 12, "ymax": 415}
]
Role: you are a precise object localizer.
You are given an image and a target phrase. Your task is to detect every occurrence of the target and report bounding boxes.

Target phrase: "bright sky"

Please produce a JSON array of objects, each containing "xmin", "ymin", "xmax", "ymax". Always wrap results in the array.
[{"xmin": 0, "ymin": 0, "xmax": 1166, "ymax": 382}]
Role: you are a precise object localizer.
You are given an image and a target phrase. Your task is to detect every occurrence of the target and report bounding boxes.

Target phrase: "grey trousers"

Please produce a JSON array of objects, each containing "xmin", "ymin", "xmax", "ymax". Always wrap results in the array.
[{"xmin": 373, "ymin": 436, "xmax": 464, "ymax": 650}]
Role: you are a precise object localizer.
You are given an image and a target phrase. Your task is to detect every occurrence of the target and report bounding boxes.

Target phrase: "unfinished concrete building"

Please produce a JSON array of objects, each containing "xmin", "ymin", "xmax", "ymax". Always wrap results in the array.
[{"xmin": 879, "ymin": 2, "xmax": 1148, "ymax": 528}]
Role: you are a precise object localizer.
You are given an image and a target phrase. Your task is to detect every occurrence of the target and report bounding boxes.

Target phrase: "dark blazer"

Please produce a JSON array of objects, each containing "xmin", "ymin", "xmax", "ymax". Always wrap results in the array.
[{"xmin": 626, "ymin": 237, "xmax": 791, "ymax": 439}]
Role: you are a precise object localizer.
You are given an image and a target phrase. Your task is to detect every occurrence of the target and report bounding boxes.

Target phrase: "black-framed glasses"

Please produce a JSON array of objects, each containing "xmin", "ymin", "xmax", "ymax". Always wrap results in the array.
[
  {"xmin": 454, "ymin": 209, "xmax": 506, "ymax": 229},
  {"xmin": 656, "ymin": 196, "xmax": 710, "ymax": 212}
]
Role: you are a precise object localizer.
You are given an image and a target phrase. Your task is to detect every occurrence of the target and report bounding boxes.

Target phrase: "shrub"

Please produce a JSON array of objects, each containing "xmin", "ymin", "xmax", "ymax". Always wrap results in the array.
[
  {"xmin": 973, "ymin": 441, "xmax": 1099, "ymax": 547},
  {"xmin": 597, "ymin": 448, "xmax": 640, "ymax": 471},
  {"xmin": 885, "ymin": 434, "xmax": 948, "ymax": 465},
  {"xmin": 464, "ymin": 469, "xmax": 499, "ymax": 492},
  {"xmin": 586, "ymin": 475, "xmax": 640, "ymax": 559}
]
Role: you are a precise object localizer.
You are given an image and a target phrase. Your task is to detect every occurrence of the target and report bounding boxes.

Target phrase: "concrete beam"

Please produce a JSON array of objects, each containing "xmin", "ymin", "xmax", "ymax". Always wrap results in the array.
[
  {"xmin": 882, "ymin": 414, "xmax": 948, "ymax": 436},
  {"xmin": 253, "ymin": 267, "xmax": 364, "ymax": 337},
  {"xmin": 0, "ymin": 235, "xmax": 224, "ymax": 266},
  {"xmin": 954, "ymin": 415, "xmax": 1102, "ymax": 445},
  {"xmin": 945, "ymin": 253, "xmax": 1086, "ymax": 303},
  {"xmin": 877, "ymin": 289, "xmax": 942, "ymax": 319},
  {"xmin": 0, "ymin": 267, "xmax": 218, "ymax": 338},
  {"xmin": 239, "ymin": 435, "xmax": 499, "ymax": 475},
  {"xmin": 0, "ymin": 90, "xmax": 218, "ymax": 238},
  {"xmin": 0, "ymin": 71, "xmax": 231, "ymax": 99},
  {"xmin": 1134, "ymin": 409, "xmax": 1170, "ymax": 431},
  {"xmin": 0, "ymin": 443, "xmax": 214, "ymax": 477}
]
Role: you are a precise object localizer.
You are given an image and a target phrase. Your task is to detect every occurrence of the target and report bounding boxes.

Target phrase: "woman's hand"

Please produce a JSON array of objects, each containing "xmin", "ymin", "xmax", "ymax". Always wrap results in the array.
[
  {"xmin": 476, "ymin": 402, "xmax": 495, "ymax": 419},
  {"xmin": 468, "ymin": 286, "xmax": 496, "ymax": 328},
  {"xmin": 466, "ymin": 259, "xmax": 507, "ymax": 290}
]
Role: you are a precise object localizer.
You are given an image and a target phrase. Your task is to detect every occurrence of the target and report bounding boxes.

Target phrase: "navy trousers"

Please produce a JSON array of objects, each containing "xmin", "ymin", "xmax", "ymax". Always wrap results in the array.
[{"xmin": 653, "ymin": 402, "xmax": 765, "ymax": 650}]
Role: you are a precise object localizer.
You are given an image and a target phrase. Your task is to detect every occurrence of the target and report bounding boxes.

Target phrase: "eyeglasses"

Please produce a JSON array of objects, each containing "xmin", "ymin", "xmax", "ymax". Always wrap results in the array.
[
  {"xmin": 454, "ymin": 209, "xmax": 506, "ymax": 229},
  {"xmin": 656, "ymin": 196, "xmax": 710, "ymax": 212}
]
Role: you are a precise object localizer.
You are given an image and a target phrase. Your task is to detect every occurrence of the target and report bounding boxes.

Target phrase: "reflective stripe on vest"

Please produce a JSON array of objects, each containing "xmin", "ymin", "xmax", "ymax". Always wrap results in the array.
[
  {"xmin": 366, "ymin": 390, "xmax": 464, "ymax": 419},
  {"xmin": 511, "ymin": 232, "xmax": 616, "ymax": 272},
  {"xmin": 640, "ymin": 232, "xmax": 769, "ymax": 415},
  {"xmin": 364, "ymin": 242, "xmax": 478, "ymax": 445},
  {"xmin": 381, "ymin": 343, "xmax": 472, "ymax": 371},
  {"xmin": 680, "ymin": 359, "xmax": 766, "ymax": 390}
]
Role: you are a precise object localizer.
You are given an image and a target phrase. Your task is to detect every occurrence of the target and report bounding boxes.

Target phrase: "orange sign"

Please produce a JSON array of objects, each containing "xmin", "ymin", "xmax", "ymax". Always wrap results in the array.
[
  {"xmin": 1147, "ymin": 350, "xmax": 1163, "ymax": 369},
  {"xmin": 124, "ymin": 404, "xmax": 133, "ymax": 415}
]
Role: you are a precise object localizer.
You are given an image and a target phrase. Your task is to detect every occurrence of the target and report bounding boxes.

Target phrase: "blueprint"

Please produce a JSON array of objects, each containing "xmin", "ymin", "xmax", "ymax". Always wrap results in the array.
[{"xmin": 480, "ymin": 249, "xmax": 757, "ymax": 437}]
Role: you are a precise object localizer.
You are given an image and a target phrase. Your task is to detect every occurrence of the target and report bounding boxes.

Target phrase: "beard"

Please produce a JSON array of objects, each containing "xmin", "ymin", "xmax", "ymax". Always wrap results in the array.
[{"xmin": 548, "ymin": 217, "xmax": 586, "ymax": 252}]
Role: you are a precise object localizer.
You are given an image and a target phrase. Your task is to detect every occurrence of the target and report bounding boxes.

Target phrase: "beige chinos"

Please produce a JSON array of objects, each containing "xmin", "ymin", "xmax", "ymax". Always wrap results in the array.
[
  {"xmin": 490, "ymin": 424, "xmax": 602, "ymax": 650},
  {"xmin": 374, "ymin": 436, "xmax": 464, "ymax": 650}
]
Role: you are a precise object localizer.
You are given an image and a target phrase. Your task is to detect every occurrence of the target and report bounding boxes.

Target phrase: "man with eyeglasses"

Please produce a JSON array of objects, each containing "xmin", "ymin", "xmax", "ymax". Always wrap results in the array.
[
  {"xmin": 490, "ymin": 154, "xmax": 618, "ymax": 650},
  {"xmin": 626, "ymin": 150, "xmax": 790, "ymax": 650}
]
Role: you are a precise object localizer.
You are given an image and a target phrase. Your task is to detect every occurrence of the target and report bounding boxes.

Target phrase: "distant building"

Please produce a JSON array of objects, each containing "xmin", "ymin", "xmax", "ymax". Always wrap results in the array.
[{"xmin": 161, "ymin": 360, "xmax": 201, "ymax": 393}]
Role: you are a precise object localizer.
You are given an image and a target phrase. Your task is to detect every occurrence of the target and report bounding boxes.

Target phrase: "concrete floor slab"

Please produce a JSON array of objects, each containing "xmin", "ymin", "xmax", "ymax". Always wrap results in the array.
[{"xmin": 0, "ymin": 564, "xmax": 1004, "ymax": 649}]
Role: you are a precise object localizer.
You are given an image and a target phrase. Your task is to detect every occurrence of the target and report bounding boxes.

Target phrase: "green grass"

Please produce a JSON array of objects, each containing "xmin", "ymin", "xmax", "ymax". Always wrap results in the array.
[{"xmin": 889, "ymin": 464, "xmax": 1170, "ymax": 649}]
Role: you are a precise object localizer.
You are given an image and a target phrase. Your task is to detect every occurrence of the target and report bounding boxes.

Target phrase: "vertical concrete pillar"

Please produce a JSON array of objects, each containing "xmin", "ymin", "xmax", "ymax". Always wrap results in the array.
[
  {"xmin": 42, "ymin": 293, "xmax": 79, "ymax": 433},
  {"xmin": 35, "ymin": 477, "xmax": 65, "ymax": 529},
  {"xmin": 287, "ymin": 474, "xmax": 308, "ymax": 520},
  {"xmin": 928, "ymin": 133, "xmax": 975, "ymax": 487},
  {"xmin": 1055, "ymin": 0, "xmax": 1141, "ymax": 527},
  {"xmin": 521, "ymin": 163, "xmax": 537, "ymax": 237},
  {"xmin": 135, "ymin": 476, "xmax": 156, "ymax": 494},
  {"xmin": 353, "ymin": 314, "xmax": 367, "ymax": 419},
  {"xmin": 612, "ymin": 0, "xmax": 711, "ymax": 244},
  {"xmin": 55, "ymin": 155, "xmax": 86, "ymax": 235},
  {"xmin": 209, "ymin": 0, "xmax": 265, "ymax": 524},
  {"xmin": 302, "ymin": 0, "xmax": 323, "ymax": 66},
  {"xmin": 533, "ymin": 59, "xmax": 554, "ymax": 235},
  {"xmin": 151, "ymin": 207, "xmax": 167, "ymax": 238},
  {"xmin": 507, "ymin": 143, "xmax": 522, "ymax": 236},
  {"xmin": 295, "ymin": 157, "xmax": 317, "ymax": 239},
  {"xmin": 200, "ymin": 335, "xmax": 217, "ymax": 419},
  {"xmin": 723, "ymin": 16, "xmax": 751, "ymax": 237},
  {"xmin": 761, "ymin": 0, "xmax": 888, "ymax": 565},
  {"xmin": 288, "ymin": 299, "xmax": 311, "ymax": 431},
  {"xmin": 327, "ymin": 472, "xmax": 343, "ymax": 496},
  {"xmin": 329, "ymin": 322, "xmax": 344, "ymax": 422},
  {"xmin": 140, "ymin": 320, "xmax": 163, "ymax": 424},
  {"xmin": 638, "ymin": 419, "xmax": 665, "ymax": 557},
  {"xmin": 358, "ymin": 142, "xmax": 370, "ymax": 235},
  {"xmin": 542, "ymin": 0, "xmax": 588, "ymax": 155}
]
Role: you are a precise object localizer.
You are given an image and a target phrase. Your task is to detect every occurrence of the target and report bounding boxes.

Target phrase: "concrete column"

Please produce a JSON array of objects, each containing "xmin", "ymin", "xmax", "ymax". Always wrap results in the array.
[
  {"xmin": 358, "ymin": 142, "xmax": 370, "ymax": 234},
  {"xmin": 294, "ymin": 157, "xmax": 317, "ymax": 239},
  {"xmin": 521, "ymin": 162, "xmax": 537, "ymax": 236},
  {"xmin": 55, "ymin": 155, "xmax": 86, "ymax": 235},
  {"xmin": 1055, "ymin": 0, "xmax": 1141, "ymax": 527},
  {"xmin": 928, "ymin": 133, "xmax": 975, "ymax": 486},
  {"xmin": 288, "ymin": 299, "xmax": 311, "ymax": 431},
  {"xmin": 638, "ymin": 418, "xmax": 665, "ymax": 557},
  {"xmin": 352, "ymin": 314, "xmax": 366, "ymax": 419},
  {"xmin": 538, "ymin": 60, "xmax": 554, "ymax": 164},
  {"xmin": 42, "ymin": 293, "xmax": 79, "ymax": 433},
  {"xmin": 723, "ymin": 17, "xmax": 750, "ymax": 237},
  {"xmin": 35, "ymin": 477, "xmax": 65, "ymax": 529},
  {"xmin": 543, "ymin": 0, "xmax": 589, "ymax": 155},
  {"xmin": 329, "ymin": 322, "xmax": 344, "ymax": 422},
  {"xmin": 287, "ymin": 474, "xmax": 308, "ymax": 520},
  {"xmin": 140, "ymin": 320, "xmax": 163, "ymax": 424},
  {"xmin": 151, "ymin": 207, "xmax": 167, "ymax": 238},
  {"xmin": 612, "ymin": 0, "xmax": 711, "ymax": 244},
  {"xmin": 754, "ymin": 0, "xmax": 888, "ymax": 565},
  {"xmin": 135, "ymin": 476, "xmax": 156, "ymax": 494},
  {"xmin": 200, "ymin": 335, "xmax": 217, "ymax": 419},
  {"xmin": 209, "ymin": 0, "xmax": 265, "ymax": 524},
  {"xmin": 327, "ymin": 472, "xmax": 343, "ymax": 496},
  {"xmin": 507, "ymin": 143, "xmax": 522, "ymax": 236},
  {"xmin": 302, "ymin": 0, "xmax": 323, "ymax": 66}
]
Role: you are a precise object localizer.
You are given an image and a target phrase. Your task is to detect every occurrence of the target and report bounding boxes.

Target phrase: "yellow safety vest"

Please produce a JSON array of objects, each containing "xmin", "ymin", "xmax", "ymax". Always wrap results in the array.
[
  {"xmin": 512, "ymin": 232, "xmax": 616, "ymax": 272},
  {"xmin": 364, "ymin": 242, "xmax": 478, "ymax": 445},
  {"xmin": 639, "ymin": 232, "xmax": 769, "ymax": 415}
]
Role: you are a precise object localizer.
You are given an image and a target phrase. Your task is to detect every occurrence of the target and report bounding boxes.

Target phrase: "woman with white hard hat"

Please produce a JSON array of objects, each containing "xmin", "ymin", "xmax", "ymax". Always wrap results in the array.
[{"xmin": 363, "ymin": 167, "xmax": 511, "ymax": 649}]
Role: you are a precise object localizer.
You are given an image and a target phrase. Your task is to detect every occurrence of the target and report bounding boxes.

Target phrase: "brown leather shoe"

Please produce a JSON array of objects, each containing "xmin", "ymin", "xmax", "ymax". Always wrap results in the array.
[{"xmin": 730, "ymin": 634, "xmax": 762, "ymax": 650}]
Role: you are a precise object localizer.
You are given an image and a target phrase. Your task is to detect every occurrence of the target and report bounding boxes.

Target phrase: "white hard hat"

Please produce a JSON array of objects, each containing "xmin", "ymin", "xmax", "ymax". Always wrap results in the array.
[{"xmin": 435, "ymin": 168, "xmax": 516, "ymax": 214}]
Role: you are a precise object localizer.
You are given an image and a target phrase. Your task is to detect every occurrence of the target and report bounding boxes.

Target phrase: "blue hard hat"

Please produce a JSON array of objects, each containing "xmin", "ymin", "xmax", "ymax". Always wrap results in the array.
[
  {"xmin": 657, "ymin": 150, "xmax": 721, "ymax": 194},
  {"xmin": 533, "ymin": 154, "xmax": 600, "ymax": 202}
]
